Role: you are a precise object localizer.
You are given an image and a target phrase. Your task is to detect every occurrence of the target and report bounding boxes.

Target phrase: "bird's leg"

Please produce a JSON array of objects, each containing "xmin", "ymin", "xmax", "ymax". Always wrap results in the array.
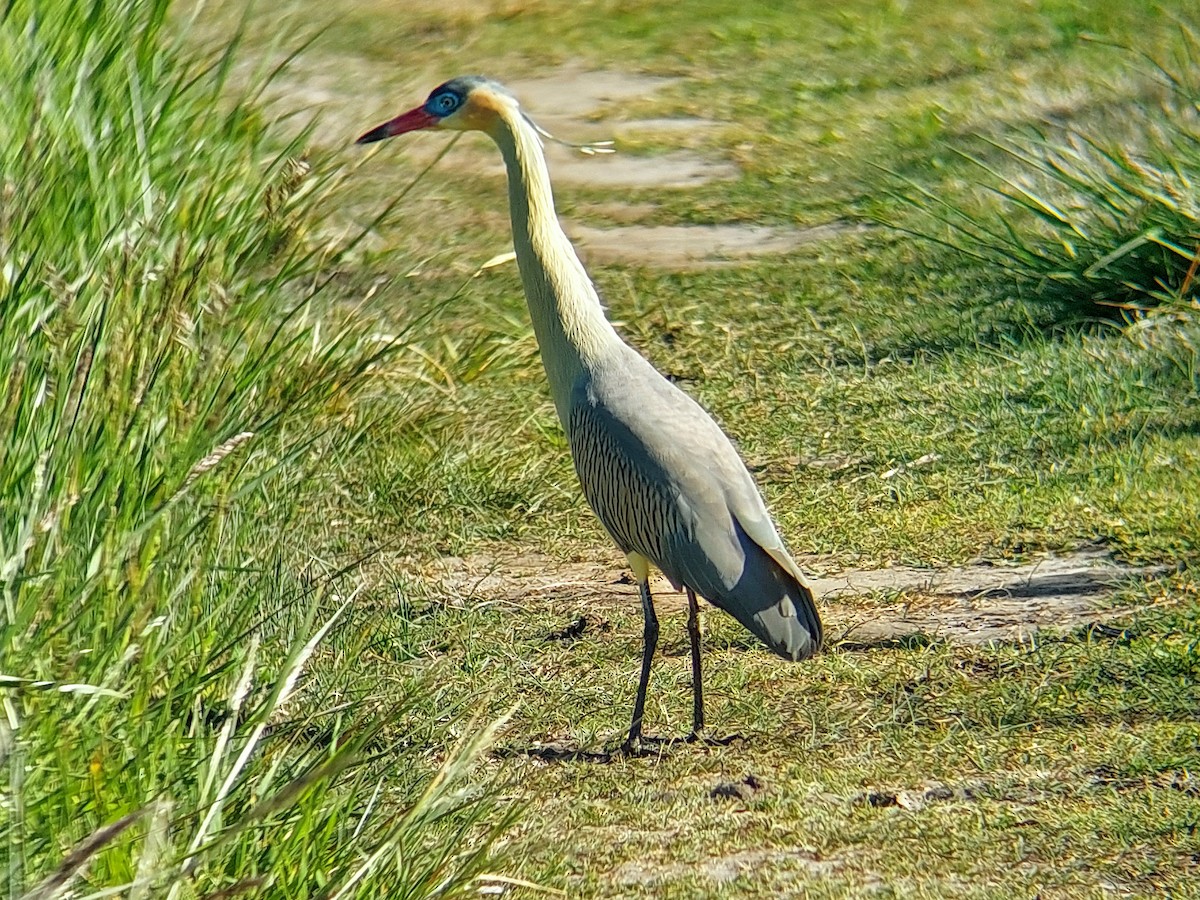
[
  {"xmin": 624, "ymin": 568, "xmax": 659, "ymax": 753},
  {"xmin": 685, "ymin": 587, "xmax": 706, "ymax": 740}
]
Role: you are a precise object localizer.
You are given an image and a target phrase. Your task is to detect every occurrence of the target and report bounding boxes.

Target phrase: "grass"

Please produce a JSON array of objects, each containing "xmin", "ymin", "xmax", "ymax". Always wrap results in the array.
[
  {"xmin": 373, "ymin": 588, "xmax": 1198, "ymax": 897},
  {"xmin": 306, "ymin": 0, "xmax": 1200, "ymax": 893},
  {"xmin": 888, "ymin": 27, "xmax": 1200, "ymax": 319},
  {"xmin": 0, "ymin": 0, "xmax": 517, "ymax": 896},
  {"xmin": 8, "ymin": 0, "xmax": 1199, "ymax": 897}
]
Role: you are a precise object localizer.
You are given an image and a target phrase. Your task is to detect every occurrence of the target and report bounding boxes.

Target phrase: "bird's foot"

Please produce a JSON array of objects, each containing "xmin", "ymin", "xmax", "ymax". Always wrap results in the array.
[
  {"xmin": 619, "ymin": 733, "xmax": 670, "ymax": 757},
  {"xmin": 619, "ymin": 734, "xmax": 647, "ymax": 756},
  {"xmin": 619, "ymin": 725, "xmax": 640, "ymax": 756},
  {"xmin": 686, "ymin": 730, "xmax": 743, "ymax": 747}
]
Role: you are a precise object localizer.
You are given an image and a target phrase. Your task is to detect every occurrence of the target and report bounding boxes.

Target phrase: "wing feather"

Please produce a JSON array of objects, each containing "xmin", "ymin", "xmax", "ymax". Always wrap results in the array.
[{"xmin": 562, "ymin": 354, "xmax": 821, "ymax": 659}]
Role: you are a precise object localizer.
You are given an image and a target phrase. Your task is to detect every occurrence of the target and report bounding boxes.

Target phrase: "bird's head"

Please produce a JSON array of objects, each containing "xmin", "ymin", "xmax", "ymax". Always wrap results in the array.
[{"xmin": 356, "ymin": 76, "xmax": 514, "ymax": 144}]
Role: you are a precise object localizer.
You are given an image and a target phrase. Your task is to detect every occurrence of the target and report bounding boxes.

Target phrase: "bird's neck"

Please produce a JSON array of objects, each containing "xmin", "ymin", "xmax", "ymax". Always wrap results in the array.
[{"xmin": 489, "ymin": 107, "xmax": 621, "ymax": 422}]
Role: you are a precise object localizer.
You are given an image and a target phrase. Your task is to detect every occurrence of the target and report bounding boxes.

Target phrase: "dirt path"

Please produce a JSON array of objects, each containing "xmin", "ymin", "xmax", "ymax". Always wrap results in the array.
[
  {"xmin": 509, "ymin": 63, "xmax": 867, "ymax": 269},
  {"xmin": 420, "ymin": 545, "xmax": 1164, "ymax": 647}
]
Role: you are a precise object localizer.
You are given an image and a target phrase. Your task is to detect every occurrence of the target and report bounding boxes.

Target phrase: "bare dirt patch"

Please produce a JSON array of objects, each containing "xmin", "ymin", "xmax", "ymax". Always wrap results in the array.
[
  {"xmin": 568, "ymin": 221, "xmax": 864, "ymax": 269},
  {"xmin": 550, "ymin": 150, "xmax": 740, "ymax": 189},
  {"xmin": 508, "ymin": 64, "xmax": 683, "ymax": 123},
  {"xmin": 616, "ymin": 117, "xmax": 725, "ymax": 135},
  {"xmin": 824, "ymin": 547, "xmax": 1168, "ymax": 646},
  {"xmin": 420, "ymin": 546, "xmax": 1163, "ymax": 646}
]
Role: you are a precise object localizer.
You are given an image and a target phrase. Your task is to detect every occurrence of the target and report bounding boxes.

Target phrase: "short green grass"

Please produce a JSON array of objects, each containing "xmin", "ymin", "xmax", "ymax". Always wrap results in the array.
[{"xmin": 351, "ymin": 580, "xmax": 1198, "ymax": 897}]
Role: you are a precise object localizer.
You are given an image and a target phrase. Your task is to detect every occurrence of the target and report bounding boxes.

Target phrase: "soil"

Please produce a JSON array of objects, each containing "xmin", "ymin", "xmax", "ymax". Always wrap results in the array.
[
  {"xmin": 420, "ymin": 546, "xmax": 1164, "ymax": 648},
  {"xmin": 614, "ymin": 848, "xmax": 838, "ymax": 888},
  {"xmin": 567, "ymin": 221, "xmax": 865, "ymax": 269},
  {"xmin": 548, "ymin": 149, "xmax": 741, "ymax": 189},
  {"xmin": 507, "ymin": 64, "xmax": 683, "ymax": 122}
]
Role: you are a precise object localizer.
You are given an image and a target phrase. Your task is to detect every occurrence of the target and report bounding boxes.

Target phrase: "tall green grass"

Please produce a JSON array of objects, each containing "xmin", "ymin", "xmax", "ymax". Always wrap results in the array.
[
  {"xmin": 1, "ymin": 0, "xmax": 515, "ymax": 896},
  {"xmin": 890, "ymin": 26, "xmax": 1200, "ymax": 326}
]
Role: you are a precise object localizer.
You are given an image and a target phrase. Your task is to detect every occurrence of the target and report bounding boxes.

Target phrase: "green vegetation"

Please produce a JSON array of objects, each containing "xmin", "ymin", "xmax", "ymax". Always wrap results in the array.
[
  {"xmin": 1, "ymin": 0, "xmax": 513, "ymax": 896},
  {"xmin": 892, "ymin": 28, "xmax": 1200, "ymax": 320},
  {"xmin": 6, "ymin": 0, "xmax": 1199, "ymax": 897}
]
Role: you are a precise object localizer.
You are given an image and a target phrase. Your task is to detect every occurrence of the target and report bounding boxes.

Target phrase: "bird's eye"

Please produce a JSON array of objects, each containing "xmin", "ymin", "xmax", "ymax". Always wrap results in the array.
[{"xmin": 431, "ymin": 92, "xmax": 460, "ymax": 115}]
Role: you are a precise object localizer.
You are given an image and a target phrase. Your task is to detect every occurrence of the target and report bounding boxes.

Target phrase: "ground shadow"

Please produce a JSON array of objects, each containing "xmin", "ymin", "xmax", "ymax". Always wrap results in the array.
[{"xmin": 493, "ymin": 732, "xmax": 746, "ymax": 763}]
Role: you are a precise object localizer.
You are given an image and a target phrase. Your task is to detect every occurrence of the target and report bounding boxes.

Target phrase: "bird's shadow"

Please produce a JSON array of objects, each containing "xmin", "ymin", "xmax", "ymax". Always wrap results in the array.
[{"xmin": 493, "ymin": 732, "xmax": 746, "ymax": 763}]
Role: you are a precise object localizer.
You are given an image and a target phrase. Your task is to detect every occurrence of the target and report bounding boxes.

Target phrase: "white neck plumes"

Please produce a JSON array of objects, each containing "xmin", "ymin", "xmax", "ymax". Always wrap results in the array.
[{"xmin": 487, "ymin": 103, "xmax": 622, "ymax": 423}]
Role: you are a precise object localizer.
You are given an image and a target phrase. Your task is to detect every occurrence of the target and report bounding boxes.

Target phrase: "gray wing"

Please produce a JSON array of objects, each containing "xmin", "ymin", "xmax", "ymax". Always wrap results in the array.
[{"xmin": 566, "ymin": 352, "xmax": 822, "ymax": 661}]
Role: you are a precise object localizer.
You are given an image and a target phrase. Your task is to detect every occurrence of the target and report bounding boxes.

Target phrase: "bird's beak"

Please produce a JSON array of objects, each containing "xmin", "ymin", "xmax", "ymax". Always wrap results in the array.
[{"xmin": 355, "ymin": 106, "xmax": 438, "ymax": 145}]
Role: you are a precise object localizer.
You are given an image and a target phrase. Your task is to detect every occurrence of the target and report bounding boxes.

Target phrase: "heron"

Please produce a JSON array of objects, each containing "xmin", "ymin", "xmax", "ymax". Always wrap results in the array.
[{"xmin": 358, "ymin": 76, "xmax": 822, "ymax": 750}]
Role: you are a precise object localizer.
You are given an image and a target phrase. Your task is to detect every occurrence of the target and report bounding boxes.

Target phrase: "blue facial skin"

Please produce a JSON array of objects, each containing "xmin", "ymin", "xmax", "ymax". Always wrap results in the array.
[
  {"xmin": 422, "ymin": 75, "xmax": 506, "ymax": 118},
  {"xmin": 425, "ymin": 89, "xmax": 462, "ymax": 118}
]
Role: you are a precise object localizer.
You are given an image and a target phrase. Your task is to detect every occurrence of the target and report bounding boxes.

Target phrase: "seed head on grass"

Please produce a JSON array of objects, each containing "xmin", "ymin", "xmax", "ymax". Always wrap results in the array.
[{"xmin": 179, "ymin": 430, "xmax": 255, "ymax": 494}]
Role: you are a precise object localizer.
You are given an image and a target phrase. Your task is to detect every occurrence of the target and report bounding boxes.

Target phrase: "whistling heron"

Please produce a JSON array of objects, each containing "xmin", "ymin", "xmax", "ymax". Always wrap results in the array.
[{"xmin": 358, "ymin": 77, "xmax": 822, "ymax": 750}]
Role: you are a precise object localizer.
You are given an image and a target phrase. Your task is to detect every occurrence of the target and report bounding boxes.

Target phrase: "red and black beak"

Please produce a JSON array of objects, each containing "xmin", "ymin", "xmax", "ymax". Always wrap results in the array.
[{"xmin": 356, "ymin": 105, "xmax": 439, "ymax": 145}]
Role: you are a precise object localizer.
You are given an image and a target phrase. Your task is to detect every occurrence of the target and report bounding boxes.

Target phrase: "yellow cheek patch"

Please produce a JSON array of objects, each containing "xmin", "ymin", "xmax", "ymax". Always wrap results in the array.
[{"xmin": 458, "ymin": 88, "xmax": 507, "ymax": 132}]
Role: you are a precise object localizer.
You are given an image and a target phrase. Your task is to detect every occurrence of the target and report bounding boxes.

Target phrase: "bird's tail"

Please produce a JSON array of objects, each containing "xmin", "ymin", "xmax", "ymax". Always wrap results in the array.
[
  {"xmin": 742, "ymin": 568, "xmax": 822, "ymax": 662},
  {"xmin": 715, "ymin": 527, "xmax": 823, "ymax": 662},
  {"xmin": 777, "ymin": 576, "xmax": 823, "ymax": 661}
]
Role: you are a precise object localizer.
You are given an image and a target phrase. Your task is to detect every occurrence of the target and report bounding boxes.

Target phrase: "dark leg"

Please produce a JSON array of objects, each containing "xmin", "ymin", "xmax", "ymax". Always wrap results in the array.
[
  {"xmin": 686, "ymin": 587, "xmax": 705, "ymax": 739},
  {"xmin": 624, "ymin": 578, "xmax": 659, "ymax": 751}
]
